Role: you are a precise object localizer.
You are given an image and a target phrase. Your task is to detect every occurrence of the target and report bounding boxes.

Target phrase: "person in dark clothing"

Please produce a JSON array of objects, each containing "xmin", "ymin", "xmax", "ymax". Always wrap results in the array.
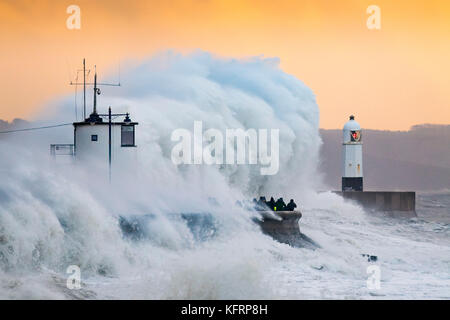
[
  {"xmin": 267, "ymin": 197, "xmax": 276, "ymax": 210},
  {"xmin": 274, "ymin": 198, "xmax": 286, "ymax": 211},
  {"xmin": 286, "ymin": 199, "xmax": 297, "ymax": 211}
]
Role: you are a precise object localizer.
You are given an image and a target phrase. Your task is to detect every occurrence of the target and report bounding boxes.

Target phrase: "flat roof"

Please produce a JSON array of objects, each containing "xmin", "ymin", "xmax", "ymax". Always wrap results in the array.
[{"xmin": 73, "ymin": 121, "xmax": 138, "ymax": 126}]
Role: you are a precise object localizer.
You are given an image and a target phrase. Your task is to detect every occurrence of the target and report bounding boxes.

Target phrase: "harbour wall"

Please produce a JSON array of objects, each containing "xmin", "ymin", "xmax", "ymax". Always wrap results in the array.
[
  {"xmin": 334, "ymin": 191, "xmax": 416, "ymax": 217},
  {"xmin": 255, "ymin": 211, "xmax": 319, "ymax": 249}
]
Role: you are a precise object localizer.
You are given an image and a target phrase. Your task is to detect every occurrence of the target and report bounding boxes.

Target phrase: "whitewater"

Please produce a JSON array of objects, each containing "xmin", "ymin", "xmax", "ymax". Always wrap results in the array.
[{"xmin": 0, "ymin": 51, "xmax": 448, "ymax": 299}]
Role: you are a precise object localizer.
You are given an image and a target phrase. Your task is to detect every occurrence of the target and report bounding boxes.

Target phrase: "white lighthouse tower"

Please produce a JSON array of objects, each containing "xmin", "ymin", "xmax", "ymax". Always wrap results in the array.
[{"xmin": 342, "ymin": 115, "xmax": 363, "ymax": 191}]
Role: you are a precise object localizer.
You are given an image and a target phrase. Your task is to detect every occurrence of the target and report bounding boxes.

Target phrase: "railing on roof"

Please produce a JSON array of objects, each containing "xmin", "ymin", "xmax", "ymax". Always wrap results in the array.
[{"xmin": 50, "ymin": 144, "xmax": 75, "ymax": 157}]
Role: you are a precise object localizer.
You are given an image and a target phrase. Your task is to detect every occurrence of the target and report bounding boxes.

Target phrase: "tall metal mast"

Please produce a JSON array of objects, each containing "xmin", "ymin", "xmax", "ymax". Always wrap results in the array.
[
  {"xmin": 93, "ymin": 68, "xmax": 99, "ymax": 115},
  {"xmin": 83, "ymin": 58, "xmax": 86, "ymax": 119},
  {"xmin": 70, "ymin": 58, "xmax": 90, "ymax": 120},
  {"xmin": 70, "ymin": 60, "xmax": 120, "ymax": 120}
]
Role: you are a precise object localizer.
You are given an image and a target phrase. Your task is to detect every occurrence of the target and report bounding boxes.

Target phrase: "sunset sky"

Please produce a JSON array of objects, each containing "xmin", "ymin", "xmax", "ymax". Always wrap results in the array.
[{"xmin": 0, "ymin": 0, "xmax": 449, "ymax": 130}]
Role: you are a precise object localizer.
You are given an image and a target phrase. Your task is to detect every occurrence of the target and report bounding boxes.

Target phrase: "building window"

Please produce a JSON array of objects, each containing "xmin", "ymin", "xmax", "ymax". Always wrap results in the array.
[
  {"xmin": 121, "ymin": 125, "xmax": 135, "ymax": 146},
  {"xmin": 91, "ymin": 134, "xmax": 98, "ymax": 142},
  {"xmin": 350, "ymin": 130, "xmax": 361, "ymax": 142}
]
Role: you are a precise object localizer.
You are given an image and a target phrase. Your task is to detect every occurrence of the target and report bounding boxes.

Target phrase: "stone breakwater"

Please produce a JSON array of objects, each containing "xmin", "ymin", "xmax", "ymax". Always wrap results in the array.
[{"xmin": 255, "ymin": 211, "xmax": 319, "ymax": 249}]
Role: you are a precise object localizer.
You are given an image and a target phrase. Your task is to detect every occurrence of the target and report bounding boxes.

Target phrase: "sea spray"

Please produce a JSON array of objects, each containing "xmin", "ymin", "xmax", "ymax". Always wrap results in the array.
[{"xmin": 0, "ymin": 52, "xmax": 448, "ymax": 299}]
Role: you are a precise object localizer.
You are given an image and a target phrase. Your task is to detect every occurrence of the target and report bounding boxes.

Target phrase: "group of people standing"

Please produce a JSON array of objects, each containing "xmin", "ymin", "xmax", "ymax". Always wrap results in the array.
[{"xmin": 252, "ymin": 196, "xmax": 297, "ymax": 211}]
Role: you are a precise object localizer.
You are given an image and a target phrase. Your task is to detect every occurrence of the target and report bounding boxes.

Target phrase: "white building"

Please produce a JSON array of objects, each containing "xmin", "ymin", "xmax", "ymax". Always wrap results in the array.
[
  {"xmin": 73, "ymin": 111, "xmax": 138, "ymax": 165},
  {"xmin": 342, "ymin": 115, "xmax": 363, "ymax": 191},
  {"xmin": 50, "ymin": 63, "xmax": 139, "ymax": 175}
]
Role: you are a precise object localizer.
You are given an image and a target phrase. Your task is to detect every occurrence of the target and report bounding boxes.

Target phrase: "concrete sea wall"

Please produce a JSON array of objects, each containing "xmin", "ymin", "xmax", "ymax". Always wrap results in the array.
[
  {"xmin": 255, "ymin": 211, "xmax": 319, "ymax": 249},
  {"xmin": 335, "ymin": 191, "xmax": 416, "ymax": 217}
]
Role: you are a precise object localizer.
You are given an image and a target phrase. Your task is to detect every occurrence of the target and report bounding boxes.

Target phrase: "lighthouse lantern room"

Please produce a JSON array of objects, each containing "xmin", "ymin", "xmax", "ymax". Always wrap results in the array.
[{"xmin": 342, "ymin": 115, "xmax": 363, "ymax": 191}]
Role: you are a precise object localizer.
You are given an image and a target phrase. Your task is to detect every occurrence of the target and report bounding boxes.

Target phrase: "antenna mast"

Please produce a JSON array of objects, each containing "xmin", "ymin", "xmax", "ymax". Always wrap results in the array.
[
  {"xmin": 93, "ymin": 67, "xmax": 101, "ymax": 115},
  {"xmin": 83, "ymin": 58, "xmax": 86, "ymax": 119},
  {"xmin": 70, "ymin": 58, "xmax": 90, "ymax": 120},
  {"xmin": 70, "ymin": 59, "xmax": 120, "ymax": 121}
]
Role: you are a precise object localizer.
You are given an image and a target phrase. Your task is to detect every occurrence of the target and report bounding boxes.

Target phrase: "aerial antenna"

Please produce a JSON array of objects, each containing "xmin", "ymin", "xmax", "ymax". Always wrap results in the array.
[
  {"xmin": 69, "ymin": 59, "xmax": 120, "ymax": 120},
  {"xmin": 83, "ymin": 58, "xmax": 86, "ymax": 119},
  {"xmin": 93, "ymin": 66, "xmax": 100, "ymax": 114},
  {"xmin": 70, "ymin": 58, "xmax": 90, "ymax": 119}
]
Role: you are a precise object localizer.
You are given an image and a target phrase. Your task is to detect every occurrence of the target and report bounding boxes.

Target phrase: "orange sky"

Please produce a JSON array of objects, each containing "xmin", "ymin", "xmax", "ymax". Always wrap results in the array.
[{"xmin": 0, "ymin": 0, "xmax": 449, "ymax": 129}]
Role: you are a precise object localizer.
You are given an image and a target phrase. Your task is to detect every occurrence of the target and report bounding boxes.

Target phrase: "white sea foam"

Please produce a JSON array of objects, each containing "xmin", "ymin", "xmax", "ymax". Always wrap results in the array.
[{"xmin": 0, "ymin": 51, "xmax": 448, "ymax": 299}]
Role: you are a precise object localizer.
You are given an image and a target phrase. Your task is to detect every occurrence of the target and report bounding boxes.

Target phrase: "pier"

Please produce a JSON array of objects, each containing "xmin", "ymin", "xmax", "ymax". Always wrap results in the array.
[{"xmin": 335, "ymin": 191, "xmax": 416, "ymax": 217}]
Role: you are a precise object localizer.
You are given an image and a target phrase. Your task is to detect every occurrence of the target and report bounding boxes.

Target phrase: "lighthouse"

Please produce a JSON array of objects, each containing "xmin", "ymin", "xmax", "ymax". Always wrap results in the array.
[
  {"xmin": 342, "ymin": 115, "xmax": 363, "ymax": 191},
  {"xmin": 336, "ymin": 114, "xmax": 415, "ymax": 216}
]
